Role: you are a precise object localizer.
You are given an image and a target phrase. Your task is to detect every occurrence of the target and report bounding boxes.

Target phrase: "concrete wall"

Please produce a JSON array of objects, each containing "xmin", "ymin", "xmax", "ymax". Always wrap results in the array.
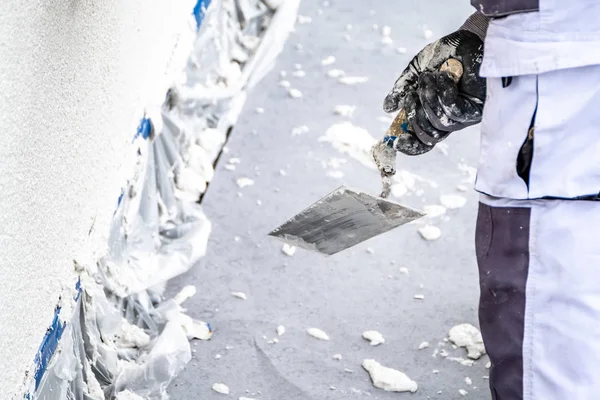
[{"xmin": 0, "ymin": 0, "xmax": 194, "ymax": 396}]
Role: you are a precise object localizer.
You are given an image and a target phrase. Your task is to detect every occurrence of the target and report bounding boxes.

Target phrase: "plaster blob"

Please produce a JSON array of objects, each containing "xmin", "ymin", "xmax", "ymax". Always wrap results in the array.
[
  {"xmin": 333, "ymin": 105, "xmax": 356, "ymax": 117},
  {"xmin": 440, "ymin": 194, "xmax": 467, "ymax": 209},
  {"xmin": 236, "ymin": 177, "xmax": 255, "ymax": 188},
  {"xmin": 288, "ymin": 88, "xmax": 303, "ymax": 98},
  {"xmin": 307, "ymin": 327, "xmax": 330, "ymax": 341},
  {"xmin": 282, "ymin": 243, "xmax": 296, "ymax": 256},
  {"xmin": 418, "ymin": 225, "xmax": 441, "ymax": 241},
  {"xmin": 321, "ymin": 56, "xmax": 336, "ymax": 66},
  {"xmin": 173, "ymin": 285, "xmax": 197, "ymax": 305},
  {"xmin": 363, "ymin": 330, "xmax": 385, "ymax": 346},
  {"xmin": 212, "ymin": 383, "xmax": 230, "ymax": 395},
  {"xmin": 362, "ymin": 359, "xmax": 418, "ymax": 393},
  {"xmin": 231, "ymin": 291, "xmax": 247, "ymax": 300},
  {"xmin": 319, "ymin": 122, "xmax": 377, "ymax": 169},
  {"xmin": 449, "ymin": 323, "xmax": 486, "ymax": 360},
  {"xmin": 327, "ymin": 69, "xmax": 345, "ymax": 78}
]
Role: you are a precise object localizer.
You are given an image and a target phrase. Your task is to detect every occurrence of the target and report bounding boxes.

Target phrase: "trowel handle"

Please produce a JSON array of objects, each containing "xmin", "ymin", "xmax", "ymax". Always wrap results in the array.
[{"xmin": 383, "ymin": 58, "xmax": 464, "ymax": 147}]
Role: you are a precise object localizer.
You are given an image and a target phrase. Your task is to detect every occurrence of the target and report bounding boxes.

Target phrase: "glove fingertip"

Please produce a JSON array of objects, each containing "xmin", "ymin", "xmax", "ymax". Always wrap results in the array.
[{"xmin": 383, "ymin": 92, "xmax": 401, "ymax": 113}]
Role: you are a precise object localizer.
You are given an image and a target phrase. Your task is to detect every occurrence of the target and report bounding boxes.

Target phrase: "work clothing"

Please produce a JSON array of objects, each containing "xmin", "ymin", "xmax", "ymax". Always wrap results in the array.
[
  {"xmin": 477, "ymin": 196, "xmax": 600, "ymax": 400},
  {"xmin": 383, "ymin": 2, "xmax": 600, "ymax": 399}
]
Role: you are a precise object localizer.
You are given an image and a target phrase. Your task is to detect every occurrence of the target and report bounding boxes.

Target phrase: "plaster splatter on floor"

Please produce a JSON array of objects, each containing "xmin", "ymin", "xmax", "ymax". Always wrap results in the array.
[
  {"xmin": 362, "ymin": 359, "xmax": 418, "ymax": 393},
  {"xmin": 231, "ymin": 291, "xmax": 247, "ymax": 300},
  {"xmin": 381, "ymin": 36, "xmax": 393, "ymax": 46},
  {"xmin": 397, "ymin": 47, "xmax": 407, "ymax": 54},
  {"xmin": 459, "ymin": 389, "xmax": 468, "ymax": 396},
  {"xmin": 458, "ymin": 163, "xmax": 477, "ymax": 183},
  {"xmin": 115, "ymin": 390, "xmax": 145, "ymax": 400},
  {"xmin": 399, "ymin": 267, "xmax": 409, "ymax": 275},
  {"xmin": 321, "ymin": 56, "xmax": 336, "ymax": 65},
  {"xmin": 382, "ymin": 25, "xmax": 391, "ymax": 36},
  {"xmin": 319, "ymin": 122, "xmax": 377, "ymax": 169},
  {"xmin": 465, "ymin": 377, "xmax": 472, "ymax": 385},
  {"xmin": 333, "ymin": 105, "xmax": 356, "ymax": 117},
  {"xmin": 413, "ymin": 294, "xmax": 425, "ymax": 300},
  {"xmin": 279, "ymin": 79, "xmax": 291, "ymax": 87},
  {"xmin": 448, "ymin": 357, "xmax": 475, "ymax": 367},
  {"xmin": 332, "ymin": 354, "xmax": 342, "ymax": 360},
  {"xmin": 236, "ymin": 177, "xmax": 254, "ymax": 188},
  {"xmin": 437, "ymin": 142, "xmax": 449, "ymax": 155},
  {"xmin": 297, "ymin": 15, "xmax": 312, "ymax": 24},
  {"xmin": 418, "ymin": 225, "xmax": 441, "ymax": 241},
  {"xmin": 449, "ymin": 323, "xmax": 486, "ymax": 360},
  {"xmin": 418, "ymin": 341, "xmax": 430, "ymax": 350},
  {"xmin": 277, "ymin": 325, "xmax": 285, "ymax": 336},
  {"xmin": 255, "ymin": 107, "xmax": 264, "ymax": 114},
  {"xmin": 291, "ymin": 70, "xmax": 306, "ymax": 78},
  {"xmin": 327, "ymin": 170, "xmax": 344, "ymax": 179},
  {"xmin": 281, "ymin": 243, "xmax": 296, "ymax": 256},
  {"xmin": 339, "ymin": 76, "xmax": 369, "ymax": 85},
  {"xmin": 288, "ymin": 88, "xmax": 303, "ymax": 98},
  {"xmin": 239, "ymin": 397, "xmax": 256, "ymax": 400},
  {"xmin": 362, "ymin": 330, "xmax": 385, "ymax": 346},
  {"xmin": 390, "ymin": 183, "xmax": 407, "ymax": 198},
  {"xmin": 212, "ymin": 383, "xmax": 230, "ymax": 395},
  {"xmin": 173, "ymin": 285, "xmax": 197, "ymax": 305},
  {"xmin": 440, "ymin": 194, "xmax": 467, "ymax": 209},
  {"xmin": 327, "ymin": 69, "xmax": 345, "ymax": 78},
  {"xmin": 292, "ymin": 125, "xmax": 309, "ymax": 136},
  {"xmin": 423, "ymin": 28, "xmax": 433, "ymax": 39},
  {"xmin": 424, "ymin": 205, "xmax": 446, "ymax": 218},
  {"xmin": 307, "ymin": 327, "xmax": 330, "ymax": 341}
]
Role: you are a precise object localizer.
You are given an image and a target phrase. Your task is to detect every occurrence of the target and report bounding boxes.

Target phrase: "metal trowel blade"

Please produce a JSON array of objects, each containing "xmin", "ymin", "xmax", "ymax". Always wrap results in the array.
[{"xmin": 268, "ymin": 185, "xmax": 425, "ymax": 256}]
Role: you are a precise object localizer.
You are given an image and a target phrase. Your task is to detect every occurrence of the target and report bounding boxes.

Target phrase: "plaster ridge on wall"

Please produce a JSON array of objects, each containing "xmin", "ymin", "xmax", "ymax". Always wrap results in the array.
[{"xmin": 23, "ymin": 0, "xmax": 300, "ymax": 398}]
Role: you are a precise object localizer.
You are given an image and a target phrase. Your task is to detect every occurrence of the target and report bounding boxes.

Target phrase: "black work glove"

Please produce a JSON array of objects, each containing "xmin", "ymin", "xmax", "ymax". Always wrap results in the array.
[{"xmin": 383, "ymin": 29, "xmax": 486, "ymax": 155}]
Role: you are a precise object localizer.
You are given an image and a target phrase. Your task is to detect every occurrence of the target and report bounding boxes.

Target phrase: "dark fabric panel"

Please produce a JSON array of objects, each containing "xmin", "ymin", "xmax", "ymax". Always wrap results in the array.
[
  {"xmin": 475, "ymin": 202, "xmax": 531, "ymax": 400},
  {"xmin": 471, "ymin": 0, "xmax": 539, "ymax": 17}
]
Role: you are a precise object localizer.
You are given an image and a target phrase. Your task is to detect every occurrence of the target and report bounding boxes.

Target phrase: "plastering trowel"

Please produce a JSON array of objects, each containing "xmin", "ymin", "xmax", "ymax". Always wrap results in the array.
[{"xmin": 269, "ymin": 59, "xmax": 464, "ymax": 255}]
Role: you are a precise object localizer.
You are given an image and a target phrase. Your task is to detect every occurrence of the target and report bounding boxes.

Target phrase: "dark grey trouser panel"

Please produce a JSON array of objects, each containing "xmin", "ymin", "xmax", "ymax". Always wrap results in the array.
[
  {"xmin": 471, "ymin": 0, "xmax": 539, "ymax": 17},
  {"xmin": 475, "ymin": 202, "xmax": 530, "ymax": 400}
]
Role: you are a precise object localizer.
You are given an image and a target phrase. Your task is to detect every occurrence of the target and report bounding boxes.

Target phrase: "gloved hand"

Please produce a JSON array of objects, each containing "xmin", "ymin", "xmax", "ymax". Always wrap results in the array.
[{"xmin": 383, "ymin": 28, "xmax": 486, "ymax": 154}]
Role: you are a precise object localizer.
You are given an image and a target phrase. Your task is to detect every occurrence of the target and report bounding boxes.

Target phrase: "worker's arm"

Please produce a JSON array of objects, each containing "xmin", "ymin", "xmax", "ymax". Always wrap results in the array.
[{"xmin": 383, "ymin": 12, "xmax": 489, "ymax": 154}]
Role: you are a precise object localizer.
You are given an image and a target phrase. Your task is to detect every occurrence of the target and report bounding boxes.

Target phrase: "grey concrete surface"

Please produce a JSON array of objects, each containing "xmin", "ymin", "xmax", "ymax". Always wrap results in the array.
[{"xmin": 167, "ymin": 1, "xmax": 490, "ymax": 399}]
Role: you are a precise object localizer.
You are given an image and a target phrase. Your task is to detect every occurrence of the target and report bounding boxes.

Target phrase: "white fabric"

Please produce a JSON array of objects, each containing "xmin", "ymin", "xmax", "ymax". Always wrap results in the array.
[
  {"xmin": 480, "ymin": 1, "xmax": 600, "ymax": 77},
  {"xmin": 480, "ymin": 194, "xmax": 600, "ymax": 400},
  {"xmin": 475, "ymin": 65, "xmax": 600, "ymax": 199}
]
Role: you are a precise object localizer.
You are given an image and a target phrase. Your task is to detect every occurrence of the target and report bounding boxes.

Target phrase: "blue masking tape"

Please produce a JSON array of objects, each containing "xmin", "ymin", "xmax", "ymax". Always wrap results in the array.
[{"xmin": 193, "ymin": 0, "xmax": 212, "ymax": 29}]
